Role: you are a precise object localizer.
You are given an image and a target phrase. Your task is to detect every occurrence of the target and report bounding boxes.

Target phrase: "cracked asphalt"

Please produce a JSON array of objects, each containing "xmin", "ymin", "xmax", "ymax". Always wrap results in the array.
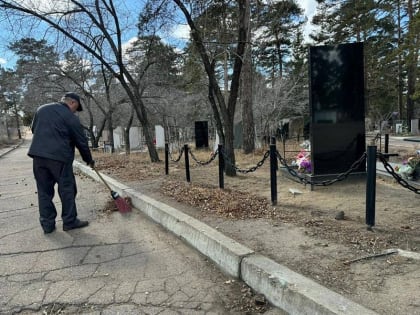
[{"xmin": 0, "ymin": 139, "xmax": 278, "ymax": 315}]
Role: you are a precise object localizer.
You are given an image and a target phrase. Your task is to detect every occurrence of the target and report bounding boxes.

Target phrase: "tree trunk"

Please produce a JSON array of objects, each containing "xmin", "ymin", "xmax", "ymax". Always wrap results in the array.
[
  {"xmin": 397, "ymin": 0, "xmax": 404, "ymax": 119},
  {"xmin": 224, "ymin": 0, "xmax": 248, "ymax": 176},
  {"xmin": 124, "ymin": 107, "xmax": 134, "ymax": 155},
  {"xmin": 13, "ymin": 103, "xmax": 21, "ymax": 139},
  {"xmin": 0, "ymin": 0, "xmax": 162, "ymax": 163},
  {"xmin": 107, "ymin": 113, "xmax": 115, "ymax": 153},
  {"xmin": 241, "ymin": 0, "xmax": 254, "ymax": 154},
  {"xmin": 223, "ymin": 13, "xmax": 229, "ymax": 105},
  {"xmin": 224, "ymin": 120, "xmax": 236, "ymax": 176},
  {"xmin": 405, "ymin": 0, "xmax": 418, "ymax": 130},
  {"xmin": 124, "ymin": 128, "xmax": 130, "ymax": 155},
  {"xmin": 173, "ymin": 0, "xmax": 248, "ymax": 176},
  {"xmin": 131, "ymin": 93, "xmax": 159, "ymax": 162}
]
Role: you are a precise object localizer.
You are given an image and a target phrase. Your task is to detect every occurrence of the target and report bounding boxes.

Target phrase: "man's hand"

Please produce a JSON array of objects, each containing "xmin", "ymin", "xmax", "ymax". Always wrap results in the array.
[{"xmin": 88, "ymin": 160, "xmax": 95, "ymax": 169}]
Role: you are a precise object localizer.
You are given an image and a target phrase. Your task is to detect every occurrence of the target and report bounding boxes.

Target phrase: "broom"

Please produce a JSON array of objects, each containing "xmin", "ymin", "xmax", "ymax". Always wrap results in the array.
[{"xmin": 93, "ymin": 167, "xmax": 132, "ymax": 213}]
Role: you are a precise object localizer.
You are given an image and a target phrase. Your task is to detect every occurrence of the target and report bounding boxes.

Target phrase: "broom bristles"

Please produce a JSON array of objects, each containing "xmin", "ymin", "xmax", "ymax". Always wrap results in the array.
[{"xmin": 114, "ymin": 196, "xmax": 132, "ymax": 213}]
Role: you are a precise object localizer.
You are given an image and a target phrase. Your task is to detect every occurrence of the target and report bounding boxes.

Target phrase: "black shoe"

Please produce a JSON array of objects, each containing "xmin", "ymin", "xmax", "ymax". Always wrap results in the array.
[
  {"xmin": 63, "ymin": 220, "xmax": 89, "ymax": 231},
  {"xmin": 43, "ymin": 226, "xmax": 56, "ymax": 234}
]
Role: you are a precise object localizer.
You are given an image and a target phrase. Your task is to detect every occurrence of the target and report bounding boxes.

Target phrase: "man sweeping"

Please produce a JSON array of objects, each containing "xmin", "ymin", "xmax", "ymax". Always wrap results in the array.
[{"xmin": 28, "ymin": 92, "xmax": 95, "ymax": 234}]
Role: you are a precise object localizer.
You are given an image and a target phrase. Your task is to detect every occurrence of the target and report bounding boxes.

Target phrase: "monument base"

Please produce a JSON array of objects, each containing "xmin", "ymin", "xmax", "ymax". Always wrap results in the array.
[{"xmin": 280, "ymin": 167, "xmax": 366, "ymax": 191}]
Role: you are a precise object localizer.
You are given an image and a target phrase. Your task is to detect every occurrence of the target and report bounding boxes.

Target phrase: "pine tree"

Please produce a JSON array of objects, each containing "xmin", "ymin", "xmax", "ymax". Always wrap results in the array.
[{"xmin": 310, "ymin": 0, "xmax": 420, "ymax": 128}]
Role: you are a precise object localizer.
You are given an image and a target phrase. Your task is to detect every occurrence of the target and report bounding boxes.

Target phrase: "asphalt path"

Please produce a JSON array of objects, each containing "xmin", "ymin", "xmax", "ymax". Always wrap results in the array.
[
  {"xmin": 382, "ymin": 135, "xmax": 420, "ymax": 152},
  {"xmin": 0, "ymin": 139, "xmax": 280, "ymax": 314}
]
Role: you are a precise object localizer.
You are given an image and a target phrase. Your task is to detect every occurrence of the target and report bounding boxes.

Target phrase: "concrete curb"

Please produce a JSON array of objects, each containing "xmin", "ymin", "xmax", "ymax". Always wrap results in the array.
[
  {"xmin": 75, "ymin": 162, "xmax": 254, "ymax": 278},
  {"xmin": 0, "ymin": 138, "xmax": 25, "ymax": 158},
  {"xmin": 74, "ymin": 161, "xmax": 378, "ymax": 315},
  {"xmin": 126, "ymin": 188, "xmax": 255, "ymax": 278},
  {"xmin": 241, "ymin": 255, "xmax": 377, "ymax": 315}
]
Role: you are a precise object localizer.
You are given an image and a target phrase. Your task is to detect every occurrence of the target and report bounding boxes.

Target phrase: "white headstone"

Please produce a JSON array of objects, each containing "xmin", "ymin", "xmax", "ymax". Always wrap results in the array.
[
  {"xmin": 155, "ymin": 125, "xmax": 165, "ymax": 148},
  {"xmin": 112, "ymin": 126, "xmax": 123, "ymax": 149},
  {"xmin": 213, "ymin": 132, "xmax": 220, "ymax": 153},
  {"xmin": 129, "ymin": 127, "xmax": 142, "ymax": 149},
  {"xmin": 411, "ymin": 119, "xmax": 419, "ymax": 135}
]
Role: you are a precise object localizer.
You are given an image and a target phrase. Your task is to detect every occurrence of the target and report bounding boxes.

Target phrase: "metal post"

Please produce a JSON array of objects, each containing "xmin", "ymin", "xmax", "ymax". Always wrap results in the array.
[
  {"xmin": 365, "ymin": 145, "xmax": 377, "ymax": 229},
  {"xmin": 218, "ymin": 144, "xmax": 224, "ymax": 189},
  {"xmin": 384, "ymin": 134, "xmax": 389, "ymax": 160},
  {"xmin": 270, "ymin": 142, "xmax": 277, "ymax": 206},
  {"xmin": 271, "ymin": 137, "xmax": 278, "ymax": 171},
  {"xmin": 165, "ymin": 143, "xmax": 169, "ymax": 175},
  {"xmin": 184, "ymin": 144, "xmax": 190, "ymax": 182},
  {"xmin": 282, "ymin": 137, "xmax": 286, "ymax": 161}
]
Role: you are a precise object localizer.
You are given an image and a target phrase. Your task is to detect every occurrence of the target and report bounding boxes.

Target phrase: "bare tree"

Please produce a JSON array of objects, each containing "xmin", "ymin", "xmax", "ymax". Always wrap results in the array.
[
  {"xmin": 405, "ymin": 0, "xmax": 419, "ymax": 128},
  {"xmin": 240, "ymin": 0, "xmax": 254, "ymax": 153},
  {"xmin": 0, "ymin": 0, "xmax": 160, "ymax": 161},
  {"xmin": 171, "ymin": 0, "xmax": 249, "ymax": 176}
]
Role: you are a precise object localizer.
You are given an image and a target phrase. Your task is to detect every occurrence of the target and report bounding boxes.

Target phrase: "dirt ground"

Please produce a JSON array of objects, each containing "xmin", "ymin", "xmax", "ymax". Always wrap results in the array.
[{"xmin": 90, "ymin": 143, "xmax": 420, "ymax": 315}]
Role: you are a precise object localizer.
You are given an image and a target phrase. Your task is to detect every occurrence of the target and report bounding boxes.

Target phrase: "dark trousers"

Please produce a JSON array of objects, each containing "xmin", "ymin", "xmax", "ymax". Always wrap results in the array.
[{"xmin": 33, "ymin": 157, "xmax": 78, "ymax": 229}]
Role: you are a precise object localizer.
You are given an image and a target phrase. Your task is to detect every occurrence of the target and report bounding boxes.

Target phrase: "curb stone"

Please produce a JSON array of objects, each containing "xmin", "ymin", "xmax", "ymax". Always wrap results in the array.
[
  {"xmin": 241, "ymin": 255, "xmax": 378, "ymax": 315},
  {"xmin": 75, "ymin": 162, "xmax": 254, "ymax": 278},
  {"xmin": 0, "ymin": 138, "xmax": 25, "ymax": 158},
  {"xmin": 74, "ymin": 161, "xmax": 378, "ymax": 315}
]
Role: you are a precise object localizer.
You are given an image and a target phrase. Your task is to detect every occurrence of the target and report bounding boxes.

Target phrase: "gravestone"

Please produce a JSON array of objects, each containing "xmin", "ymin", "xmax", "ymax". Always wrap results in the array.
[
  {"xmin": 309, "ymin": 42, "xmax": 366, "ymax": 176},
  {"xmin": 0, "ymin": 116, "xmax": 8, "ymax": 142},
  {"xmin": 194, "ymin": 121, "xmax": 209, "ymax": 148},
  {"xmin": 411, "ymin": 119, "xmax": 419, "ymax": 135},
  {"xmin": 155, "ymin": 125, "xmax": 165, "ymax": 148},
  {"xmin": 213, "ymin": 132, "xmax": 220, "ymax": 153},
  {"xmin": 234, "ymin": 121, "xmax": 243, "ymax": 149}
]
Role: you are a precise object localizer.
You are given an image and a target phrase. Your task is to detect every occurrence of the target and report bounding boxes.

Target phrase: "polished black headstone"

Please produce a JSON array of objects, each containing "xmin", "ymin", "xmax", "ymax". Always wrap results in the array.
[
  {"xmin": 309, "ymin": 42, "xmax": 366, "ymax": 175},
  {"xmin": 195, "ymin": 121, "xmax": 209, "ymax": 148}
]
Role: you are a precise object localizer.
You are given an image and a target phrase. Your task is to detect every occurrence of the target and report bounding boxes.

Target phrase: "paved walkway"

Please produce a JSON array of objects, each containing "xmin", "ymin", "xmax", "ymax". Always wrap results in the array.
[
  {"xmin": 7, "ymin": 135, "xmax": 416, "ymax": 314},
  {"xmin": 0, "ymin": 139, "xmax": 283, "ymax": 314}
]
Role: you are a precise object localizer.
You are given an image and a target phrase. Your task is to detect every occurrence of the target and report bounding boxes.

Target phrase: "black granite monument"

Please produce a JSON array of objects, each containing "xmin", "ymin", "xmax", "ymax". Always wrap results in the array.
[
  {"xmin": 194, "ymin": 121, "xmax": 209, "ymax": 148},
  {"xmin": 309, "ymin": 42, "xmax": 366, "ymax": 176}
]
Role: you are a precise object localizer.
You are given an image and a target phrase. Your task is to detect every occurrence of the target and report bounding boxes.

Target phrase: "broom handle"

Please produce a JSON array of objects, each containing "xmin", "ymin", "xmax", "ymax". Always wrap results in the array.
[{"xmin": 93, "ymin": 167, "xmax": 113, "ymax": 192}]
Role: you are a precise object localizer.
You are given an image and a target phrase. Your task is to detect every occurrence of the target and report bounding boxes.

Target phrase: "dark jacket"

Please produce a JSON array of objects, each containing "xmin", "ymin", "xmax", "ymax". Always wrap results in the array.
[{"xmin": 28, "ymin": 102, "xmax": 92, "ymax": 164}]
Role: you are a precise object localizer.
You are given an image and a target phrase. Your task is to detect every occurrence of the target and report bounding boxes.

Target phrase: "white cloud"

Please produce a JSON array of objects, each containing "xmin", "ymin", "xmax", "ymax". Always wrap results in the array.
[
  {"xmin": 258, "ymin": 0, "xmax": 318, "ymax": 43},
  {"xmin": 120, "ymin": 36, "xmax": 138, "ymax": 66},
  {"xmin": 157, "ymin": 24, "xmax": 190, "ymax": 51},
  {"xmin": 297, "ymin": 0, "xmax": 318, "ymax": 43},
  {"xmin": 19, "ymin": 0, "xmax": 72, "ymax": 13},
  {"xmin": 0, "ymin": 58, "xmax": 6, "ymax": 65},
  {"xmin": 122, "ymin": 36, "xmax": 138, "ymax": 53},
  {"xmin": 171, "ymin": 24, "xmax": 190, "ymax": 41},
  {"xmin": 298, "ymin": 0, "xmax": 317, "ymax": 16},
  {"xmin": 59, "ymin": 57, "xmax": 92, "ymax": 71}
]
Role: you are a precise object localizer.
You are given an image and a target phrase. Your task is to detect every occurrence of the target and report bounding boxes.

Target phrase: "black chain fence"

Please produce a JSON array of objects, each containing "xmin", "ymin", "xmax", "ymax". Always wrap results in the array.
[
  {"xmin": 189, "ymin": 148, "xmax": 219, "ymax": 166},
  {"xmin": 220, "ymin": 149, "xmax": 271, "ymax": 174},
  {"xmin": 276, "ymin": 150, "xmax": 368, "ymax": 187},
  {"xmin": 377, "ymin": 153, "xmax": 420, "ymax": 194},
  {"xmin": 168, "ymin": 147, "xmax": 184, "ymax": 162},
  {"xmin": 165, "ymin": 143, "xmax": 420, "ymax": 194},
  {"xmin": 165, "ymin": 142, "xmax": 419, "ymax": 228}
]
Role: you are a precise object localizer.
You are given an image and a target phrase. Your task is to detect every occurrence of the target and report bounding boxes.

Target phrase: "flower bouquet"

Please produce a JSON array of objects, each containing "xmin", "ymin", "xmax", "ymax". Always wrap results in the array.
[
  {"xmin": 395, "ymin": 154, "xmax": 420, "ymax": 180},
  {"xmin": 292, "ymin": 141, "xmax": 312, "ymax": 174}
]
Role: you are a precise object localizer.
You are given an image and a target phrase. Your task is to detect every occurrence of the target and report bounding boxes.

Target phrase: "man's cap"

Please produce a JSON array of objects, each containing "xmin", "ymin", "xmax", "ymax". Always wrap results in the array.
[{"xmin": 64, "ymin": 92, "xmax": 83, "ymax": 111}]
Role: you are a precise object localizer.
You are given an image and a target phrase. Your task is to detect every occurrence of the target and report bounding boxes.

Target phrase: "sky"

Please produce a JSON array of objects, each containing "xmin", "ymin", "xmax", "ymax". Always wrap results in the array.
[
  {"xmin": 0, "ymin": 0, "xmax": 318, "ymax": 69},
  {"xmin": 299, "ymin": 0, "xmax": 318, "ymax": 39}
]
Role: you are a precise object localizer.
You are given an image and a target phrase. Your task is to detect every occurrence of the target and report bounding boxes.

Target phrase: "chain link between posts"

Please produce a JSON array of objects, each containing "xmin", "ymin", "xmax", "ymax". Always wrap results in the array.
[
  {"xmin": 276, "ymin": 150, "xmax": 367, "ymax": 187},
  {"xmin": 377, "ymin": 153, "xmax": 420, "ymax": 194},
  {"xmin": 167, "ymin": 143, "xmax": 420, "ymax": 194},
  {"xmin": 220, "ymin": 150, "xmax": 270, "ymax": 174},
  {"xmin": 168, "ymin": 147, "xmax": 184, "ymax": 162},
  {"xmin": 189, "ymin": 149, "xmax": 219, "ymax": 165}
]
